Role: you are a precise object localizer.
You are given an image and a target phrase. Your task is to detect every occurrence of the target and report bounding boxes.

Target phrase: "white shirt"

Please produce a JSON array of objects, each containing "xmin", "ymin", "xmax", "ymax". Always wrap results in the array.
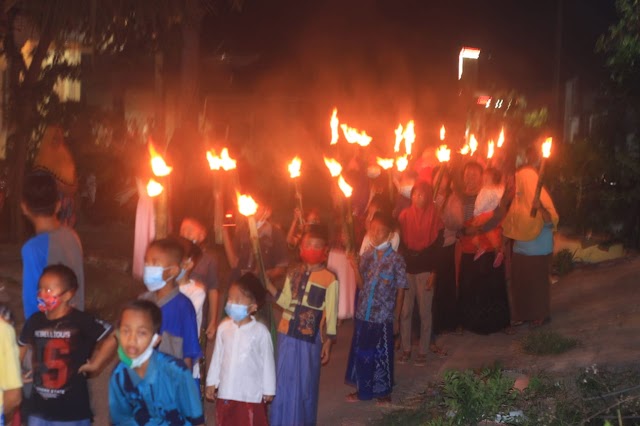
[
  {"xmin": 179, "ymin": 279, "xmax": 206, "ymax": 379},
  {"xmin": 206, "ymin": 317, "xmax": 276, "ymax": 403},
  {"xmin": 474, "ymin": 185, "xmax": 505, "ymax": 216}
]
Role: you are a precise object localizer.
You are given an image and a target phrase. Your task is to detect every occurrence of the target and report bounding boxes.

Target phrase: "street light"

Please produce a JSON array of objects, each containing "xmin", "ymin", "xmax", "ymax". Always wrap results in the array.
[{"xmin": 458, "ymin": 47, "xmax": 480, "ymax": 80}]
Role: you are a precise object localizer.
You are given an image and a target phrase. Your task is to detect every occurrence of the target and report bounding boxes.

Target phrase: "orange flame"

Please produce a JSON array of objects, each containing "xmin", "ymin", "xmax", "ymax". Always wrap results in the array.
[
  {"xmin": 237, "ymin": 193, "xmax": 258, "ymax": 217},
  {"xmin": 440, "ymin": 125, "xmax": 446, "ymax": 141},
  {"xmin": 148, "ymin": 142, "xmax": 172, "ymax": 177},
  {"xmin": 324, "ymin": 157, "xmax": 343, "ymax": 177},
  {"xmin": 404, "ymin": 120, "xmax": 415, "ymax": 155},
  {"xmin": 330, "ymin": 108, "xmax": 339, "ymax": 145},
  {"xmin": 542, "ymin": 137, "xmax": 552, "ymax": 159},
  {"xmin": 435, "ymin": 145, "xmax": 451, "ymax": 163},
  {"xmin": 487, "ymin": 140, "xmax": 495, "ymax": 159},
  {"xmin": 394, "ymin": 124, "xmax": 404, "ymax": 153},
  {"xmin": 288, "ymin": 156, "xmax": 302, "ymax": 178},
  {"xmin": 396, "ymin": 155, "xmax": 409, "ymax": 172},
  {"xmin": 340, "ymin": 124, "xmax": 372, "ymax": 147},
  {"xmin": 337, "ymin": 175, "xmax": 353, "ymax": 198},
  {"xmin": 206, "ymin": 147, "xmax": 237, "ymax": 171},
  {"xmin": 497, "ymin": 127, "xmax": 505, "ymax": 148},
  {"xmin": 469, "ymin": 134, "xmax": 479, "ymax": 155},
  {"xmin": 376, "ymin": 157, "xmax": 394, "ymax": 170},
  {"xmin": 146, "ymin": 179, "xmax": 164, "ymax": 197}
]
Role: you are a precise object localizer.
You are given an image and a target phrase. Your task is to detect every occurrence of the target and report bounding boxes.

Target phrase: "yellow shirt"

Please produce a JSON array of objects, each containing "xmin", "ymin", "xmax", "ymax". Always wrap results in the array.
[{"xmin": 0, "ymin": 319, "xmax": 22, "ymax": 412}]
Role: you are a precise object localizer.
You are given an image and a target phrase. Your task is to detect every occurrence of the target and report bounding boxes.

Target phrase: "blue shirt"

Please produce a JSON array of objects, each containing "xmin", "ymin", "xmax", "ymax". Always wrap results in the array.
[
  {"xmin": 109, "ymin": 351, "xmax": 204, "ymax": 425},
  {"xmin": 513, "ymin": 223, "xmax": 554, "ymax": 256}
]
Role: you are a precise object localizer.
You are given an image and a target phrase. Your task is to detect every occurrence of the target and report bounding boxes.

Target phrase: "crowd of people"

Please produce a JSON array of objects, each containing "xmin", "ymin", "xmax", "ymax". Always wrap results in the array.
[{"xmin": 0, "ymin": 141, "xmax": 560, "ymax": 426}]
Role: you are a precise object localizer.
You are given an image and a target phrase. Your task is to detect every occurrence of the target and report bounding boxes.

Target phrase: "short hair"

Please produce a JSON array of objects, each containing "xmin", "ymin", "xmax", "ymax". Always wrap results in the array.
[
  {"xmin": 147, "ymin": 238, "xmax": 184, "ymax": 266},
  {"xmin": 119, "ymin": 299, "xmax": 162, "ymax": 333},
  {"xmin": 463, "ymin": 161, "xmax": 484, "ymax": 176},
  {"xmin": 410, "ymin": 181, "xmax": 433, "ymax": 200},
  {"xmin": 484, "ymin": 167, "xmax": 502, "ymax": 185},
  {"xmin": 370, "ymin": 211, "xmax": 395, "ymax": 232},
  {"xmin": 232, "ymin": 273, "xmax": 267, "ymax": 309},
  {"xmin": 22, "ymin": 172, "xmax": 59, "ymax": 216},
  {"xmin": 303, "ymin": 223, "xmax": 329, "ymax": 244},
  {"xmin": 169, "ymin": 235, "xmax": 203, "ymax": 264},
  {"xmin": 41, "ymin": 264, "xmax": 78, "ymax": 293}
]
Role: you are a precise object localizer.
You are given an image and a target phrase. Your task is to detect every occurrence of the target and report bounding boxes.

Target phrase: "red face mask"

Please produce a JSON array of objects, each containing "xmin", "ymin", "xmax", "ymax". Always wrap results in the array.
[
  {"xmin": 300, "ymin": 247, "xmax": 327, "ymax": 265},
  {"xmin": 37, "ymin": 294, "xmax": 62, "ymax": 312}
]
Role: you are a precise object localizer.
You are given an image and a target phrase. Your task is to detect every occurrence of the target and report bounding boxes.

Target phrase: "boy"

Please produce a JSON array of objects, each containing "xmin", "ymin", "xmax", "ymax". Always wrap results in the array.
[
  {"xmin": 267, "ymin": 225, "xmax": 339, "ymax": 426},
  {"xmin": 21, "ymin": 172, "xmax": 84, "ymax": 319},
  {"xmin": 110, "ymin": 300, "xmax": 204, "ymax": 425},
  {"xmin": 140, "ymin": 238, "xmax": 202, "ymax": 369},
  {"xmin": 0, "ymin": 300, "xmax": 21, "ymax": 424},
  {"xmin": 19, "ymin": 265, "xmax": 116, "ymax": 425}
]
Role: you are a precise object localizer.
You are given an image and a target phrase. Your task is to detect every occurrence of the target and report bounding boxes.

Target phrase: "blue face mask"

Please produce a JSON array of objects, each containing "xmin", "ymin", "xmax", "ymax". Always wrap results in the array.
[
  {"xmin": 176, "ymin": 268, "xmax": 187, "ymax": 282},
  {"xmin": 143, "ymin": 266, "xmax": 174, "ymax": 292},
  {"xmin": 225, "ymin": 303, "xmax": 249, "ymax": 322}
]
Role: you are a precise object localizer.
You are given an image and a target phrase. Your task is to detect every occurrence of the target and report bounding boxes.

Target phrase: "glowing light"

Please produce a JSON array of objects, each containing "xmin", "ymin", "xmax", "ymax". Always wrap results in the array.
[
  {"xmin": 458, "ymin": 47, "xmax": 480, "ymax": 80},
  {"xmin": 542, "ymin": 137, "xmax": 552, "ymax": 159},
  {"xmin": 337, "ymin": 175, "xmax": 353, "ymax": 198},
  {"xmin": 497, "ymin": 127, "xmax": 505, "ymax": 148},
  {"xmin": 394, "ymin": 124, "xmax": 404, "ymax": 153},
  {"xmin": 435, "ymin": 145, "xmax": 451, "ymax": 163},
  {"xmin": 288, "ymin": 156, "xmax": 301, "ymax": 179},
  {"xmin": 237, "ymin": 193, "xmax": 258, "ymax": 217},
  {"xmin": 330, "ymin": 108, "xmax": 339, "ymax": 145},
  {"xmin": 460, "ymin": 144, "xmax": 470, "ymax": 155},
  {"xmin": 376, "ymin": 157, "xmax": 394, "ymax": 170},
  {"xmin": 148, "ymin": 142, "xmax": 172, "ymax": 177},
  {"xmin": 487, "ymin": 140, "xmax": 495, "ymax": 159},
  {"xmin": 469, "ymin": 134, "xmax": 479, "ymax": 155},
  {"xmin": 440, "ymin": 125, "xmax": 446, "ymax": 141},
  {"xmin": 146, "ymin": 179, "xmax": 164, "ymax": 197},
  {"xmin": 340, "ymin": 124, "xmax": 372, "ymax": 147},
  {"xmin": 404, "ymin": 120, "xmax": 415, "ymax": 155},
  {"xmin": 324, "ymin": 157, "xmax": 343, "ymax": 177},
  {"xmin": 396, "ymin": 155, "xmax": 409, "ymax": 172},
  {"xmin": 206, "ymin": 148, "xmax": 237, "ymax": 171}
]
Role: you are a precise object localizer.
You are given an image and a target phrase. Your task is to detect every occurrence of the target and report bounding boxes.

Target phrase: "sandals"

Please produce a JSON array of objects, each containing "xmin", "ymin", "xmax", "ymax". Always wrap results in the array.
[
  {"xmin": 397, "ymin": 351, "xmax": 411, "ymax": 364},
  {"xmin": 429, "ymin": 344, "xmax": 448, "ymax": 358},
  {"xmin": 345, "ymin": 392, "xmax": 360, "ymax": 403}
]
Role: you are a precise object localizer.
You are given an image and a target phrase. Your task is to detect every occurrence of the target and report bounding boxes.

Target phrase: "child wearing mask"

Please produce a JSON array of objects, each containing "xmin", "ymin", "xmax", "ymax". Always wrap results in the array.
[
  {"xmin": 110, "ymin": 300, "xmax": 204, "ymax": 425},
  {"xmin": 19, "ymin": 265, "xmax": 116, "ymax": 425},
  {"xmin": 205, "ymin": 273, "xmax": 275, "ymax": 426},
  {"xmin": 139, "ymin": 238, "xmax": 202, "ymax": 370},
  {"xmin": 267, "ymin": 225, "xmax": 339, "ymax": 426}
]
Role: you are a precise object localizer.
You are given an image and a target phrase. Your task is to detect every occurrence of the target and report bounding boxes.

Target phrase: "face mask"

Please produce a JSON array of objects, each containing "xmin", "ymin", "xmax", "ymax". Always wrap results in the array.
[
  {"xmin": 118, "ymin": 333, "xmax": 159, "ymax": 369},
  {"xmin": 176, "ymin": 268, "xmax": 187, "ymax": 282},
  {"xmin": 300, "ymin": 247, "xmax": 327, "ymax": 265},
  {"xmin": 370, "ymin": 238, "xmax": 391, "ymax": 251},
  {"xmin": 37, "ymin": 291, "xmax": 66, "ymax": 312},
  {"xmin": 143, "ymin": 266, "xmax": 174, "ymax": 292},
  {"xmin": 225, "ymin": 303, "xmax": 249, "ymax": 322},
  {"xmin": 367, "ymin": 165, "xmax": 381, "ymax": 178},
  {"xmin": 399, "ymin": 185, "xmax": 413, "ymax": 199}
]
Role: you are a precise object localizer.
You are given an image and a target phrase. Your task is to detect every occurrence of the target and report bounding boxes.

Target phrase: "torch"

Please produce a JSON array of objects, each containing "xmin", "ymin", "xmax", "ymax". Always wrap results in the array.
[
  {"xmin": 206, "ymin": 148, "xmax": 237, "ymax": 244},
  {"xmin": 469, "ymin": 134, "xmax": 479, "ymax": 156},
  {"xmin": 288, "ymin": 156, "xmax": 304, "ymax": 226},
  {"xmin": 340, "ymin": 123, "xmax": 373, "ymax": 147},
  {"xmin": 147, "ymin": 141, "xmax": 173, "ymax": 238},
  {"xmin": 530, "ymin": 137, "xmax": 553, "ymax": 218},
  {"xmin": 497, "ymin": 127, "xmax": 505, "ymax": 148},
  {"xmin": 337, "ymin": 175, "xmax": 355, "ymax": 253},
  {"xmin": 440, "ymin": 125, "xmax": 446, "ymax": 141},
  {"xmin": 330, "ymin": 108, "xmax": 339, "ymax": 145},
  {"xmin": 376, "ymin": 157, "xmax": 395, "ymax": 203},
  {"xmin": 432, "ymin": 145, "xmax": 451, "ymax": 202},
  {"xmin": 395, "ymin": 154, "xmax": 409, "ymax": 173},
  {"xmin": 487, "ymin": 139, "xmax": 495, "ymax": 167}
]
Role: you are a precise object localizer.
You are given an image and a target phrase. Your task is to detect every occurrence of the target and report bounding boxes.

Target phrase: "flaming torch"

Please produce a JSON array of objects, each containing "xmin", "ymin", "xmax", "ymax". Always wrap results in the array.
[
  {"xmin": 440, "ymin": 125, "xmax": 446, "ymax": 141},
  {"xmin": 497, "ymin": 127, "xmax": 505, "ymax": 148},
  {"xmin": 404, "ymin": 120, "xmax": 416, "ymax": 156},
  {"xmin": 432, "ymin": 145, "xmax": 451, "ymax": 202},
  {"xmin": 340, "ymin": 124, "xmax": 372, "ymax": 147},
  {"xmin": 530, "ymin": 137, "xmax": 553, "ymax": 218},
  {"xmin": 147, "ymin": 141, "xmax": 172, "ymax": 238},
  {"xmin": 337, "ymin": 175, "xmax": 356, "ymax": 252},
  {"xmin": 330, "ymin": 108, "xmax": 340, "ymax": 145},
  {"xmin": 469, "ymin": 134, "xmax": 479, "ymax": 156},
  {"xmin": 206, "ymin": 147, "xmax": 237, "ymax": 244},
  {"xmin": 288, "ymin": 156, "xmax": 304, "ymax": 226},
  {"xmin": 324, "ymin": 156, "xmax": 343, "ymax": 178},
  {"xmin": 377, "ymin": 157, "xmax": 395, "ymax": 203},
  {"xmin": 395, "ymin": 155, "xmax": 409, "ymax": 172}
]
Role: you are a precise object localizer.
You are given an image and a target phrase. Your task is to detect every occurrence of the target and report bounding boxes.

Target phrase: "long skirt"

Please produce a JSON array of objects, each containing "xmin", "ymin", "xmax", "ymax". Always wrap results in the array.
[
  {"xmin": 345, "ymin": 319, "xmax": 394, "ymax": 400},
  {"xmin": 432, "ymin": 243, "xmax": 458, "ymax": 334},
  {"xmin": 458, "ymin": 252, "xmax": 510, "ymax": 334},
  {"xmin": 270, "ymin": 333, "xmax": 322, "ymax": 426},
  {"xmin": 216, "ymin": 399, "xmax": 268, "ymax": 426},
  {"xmin": 510, "ymin": 253, "xmax": 551, "ymax": 322}
]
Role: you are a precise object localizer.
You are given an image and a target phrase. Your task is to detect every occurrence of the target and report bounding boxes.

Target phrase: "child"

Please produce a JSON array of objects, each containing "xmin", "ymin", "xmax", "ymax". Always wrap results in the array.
[
  {"xmin": 346, "ymin": 212, "xmax": 408, "ymax": 404},
  {"xmin": 179, "ymin": 218, "xmax": 220, "ymax": 341},
  {"xmin": 109, "ymin": 300, "xmax": 204, "ymax": 425},
  {"xmin": 19, "ymin": 264, "xmax": 116, "ymax": 425},
  {"xmin": 21, "ymin": 172, "xmax": 84, "ymax": 319},
  {"xmin": 205, "ymin": 273, "xmax": 275, "ymax": 426},
  {"xmin": 267, "ymin": 224, "xmax": 339, "ymax": 426},
  {"xmin": 139, "ymin": 238, "xmax": 202, "ymax": 370},
  {"xmin": 286, "ymin": 207, "xmax": 321, "ymax": 248},
  {"xmin": 0, "ymin": 300, "xmax": 21, "ymax": 425},
  {"xmin": 471, "ymin": 167, "xmax": 505, "ymax": 266}
]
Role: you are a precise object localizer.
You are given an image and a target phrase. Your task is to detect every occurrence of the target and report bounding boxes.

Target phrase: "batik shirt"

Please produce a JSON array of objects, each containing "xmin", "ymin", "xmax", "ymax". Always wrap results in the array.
[
  {"xmin": 356, "ymin": 246, "xmax": 408, "ymax": 324},
  {"xmin": 109, "ymin": 351, "xmax": 204, "ymax": 425},
  {"xmin": 276, "ymin": 265, "xmax": 339, "ymax": 343}
]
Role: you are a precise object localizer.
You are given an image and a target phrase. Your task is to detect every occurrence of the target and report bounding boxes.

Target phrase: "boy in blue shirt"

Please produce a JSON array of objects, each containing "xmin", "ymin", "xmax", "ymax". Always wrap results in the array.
[
  {"xmin": 110, "ymin": 300, "xmax": 204, "ymax": 425},
  {"xmin": 139, "ymin": 239, "xmax": 202, "ymax": 369}
]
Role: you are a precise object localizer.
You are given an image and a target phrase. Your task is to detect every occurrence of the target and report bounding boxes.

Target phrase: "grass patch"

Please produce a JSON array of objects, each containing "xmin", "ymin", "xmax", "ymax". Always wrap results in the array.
[{"xmin": 521, "ymin": 329, "xmax": 578, "ymax": 355}]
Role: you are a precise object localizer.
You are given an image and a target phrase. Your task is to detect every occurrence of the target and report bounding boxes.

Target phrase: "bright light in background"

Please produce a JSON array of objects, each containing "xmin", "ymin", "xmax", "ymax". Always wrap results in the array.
[{"xmin": 458, "ymin": 47, "xmax": 480, "ymax": 80}]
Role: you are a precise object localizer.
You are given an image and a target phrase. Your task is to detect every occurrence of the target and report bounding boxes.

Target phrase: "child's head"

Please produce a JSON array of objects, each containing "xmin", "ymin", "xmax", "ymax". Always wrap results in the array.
[
  {"xmin": 37, "ymin": 264, "xmax": 78, "ymax": 315},
  {"xmin": 226, "ymin": 273, "xmax": 266, "ymax": 323},
  {"xmin": 117, "ymin": 300, "xmax": 162, "ymax": 367},
  {"xmin": 179, "ymin": 217, "xmax": 207, "ymax": 245},
  {"xmin": 410, "ymin": 181, "xmax": 433, "ymax": 208},
  {"xmin": 21, "ymin": 172, "xmax": 60, "ymax": 219},
  {"xmin": 368, "ymin": 212, "xmax": 394, "ymax": 248},
  {"xmin": 299, "ymin": 224, "xmax": 329, "ymax": 266},
  {"xmin": 143, "ymin": 238, "xmax": 184, "ymax": 292},
  {"xmin": 483, "ymin": 168, "xmax": 502, "ymax": 187},
  {"xmin": 305, "ymin": 208, "xmax": 321, "ymax": 226}
]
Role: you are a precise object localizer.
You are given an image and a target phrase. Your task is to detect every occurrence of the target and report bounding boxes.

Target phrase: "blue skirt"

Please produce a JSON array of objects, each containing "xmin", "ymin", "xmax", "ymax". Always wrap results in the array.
[
  {"xmin": 345, "ymin": 318, "xmax": 394, "ymax": 400},
  {"xmin": 270, "ymin": 333, "xmax": 322, "ymax": 426}
]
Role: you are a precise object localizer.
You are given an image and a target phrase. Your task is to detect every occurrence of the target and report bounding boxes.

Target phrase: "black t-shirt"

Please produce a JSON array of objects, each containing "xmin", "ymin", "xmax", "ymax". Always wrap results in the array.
[{"xmin": 19, "ymin": 309, "xmax": 112, "ymax": 421}]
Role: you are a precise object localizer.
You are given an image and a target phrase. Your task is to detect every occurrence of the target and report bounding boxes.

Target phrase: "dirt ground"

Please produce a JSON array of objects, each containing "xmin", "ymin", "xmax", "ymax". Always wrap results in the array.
[{"xmin": 1, "ymin": 222, "xmax": 639, "ymax": 425}]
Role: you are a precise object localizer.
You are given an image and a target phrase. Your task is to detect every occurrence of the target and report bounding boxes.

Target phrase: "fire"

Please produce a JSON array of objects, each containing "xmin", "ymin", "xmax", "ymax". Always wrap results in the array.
[
  {"xmin": 394, "ymin": 124, "xmax": 403, "ymax": 153},
  {"xmin": 404, "ymin": 120, "xmax": 415, "ymax": 155},
  {"xmin": 237, "ymin": 193, "xmax": 258, "ymax": 217},
  {"xmin": 340, "ymin": 124, "xmax": 372, "ymax": 147},
  {"xmin": 396, "ymin": 155, "xmax": 409, "ymax": 172},
  {"xmin": 497, "ymin": 127, "xmax": 505, "ymax": 148},
  {"xmin": 460, "ymin": 144, "xmax": 470, "ymax": 155},
  {"xmin": 435, "ymin": 145, "xmax": 451, "ymax": 163},
  {"xmin": 330, "ymin": 108, "xmax": 339, "ymax": 145},
  {"xmin": 337, "ymin": 175, "xmax": 353, "ymax": 198},
  {"xmin": 542, "ymin": 137, "xmax": 552, "ymax": 158},
  {"xmin": 146, "ymin": 179, "xmax": 164, "ymax": 197},
  {"xmin": 376, "ymin": 157, "xmax": 394, "ymax": 170},
  {"xmin": 206, "ymin": 147, "xmax": 237, "ymax": 171},
  {"xmin": 288, "ymin": 156, "xmax": 302, "ymax": 178},
  {"xmin": 148, "ymin": 142, "xmax": 172, "ymax": 177},
  {"xmin": 324, "ymin": 157, "xmax": 343, "ymax": 177},
  {"xmin": 487, "ymin": 140, "xmax": 495, "ymax": 159},
  {"xmin": 469, "ymin": 134, "xmax": 479, "ymax": 155},
  {"xmin": 440, "ymin": 125, "xmax": 446, "ymax": 141}
]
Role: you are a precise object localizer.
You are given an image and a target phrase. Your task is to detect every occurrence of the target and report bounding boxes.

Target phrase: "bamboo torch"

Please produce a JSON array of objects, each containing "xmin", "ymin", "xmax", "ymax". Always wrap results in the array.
[
  {"xmin": 487, "ymin": 139, "xmax": 495, "ymax": 167},
  {"xmin": 376, "ymin": 157, "xmax": 395, "ymax": 203},
  {"xmin": 147, "ymin": 142, "xmax": 172, "ymax": 238},
  {"xmin": 206, "ymin": 148, "xmax": 237, "ymax": 244},
  {"xmin": 337, "ymin": 175, "xmax": 355, "ymax": 253},
  {"xmin": 530, "ymin": 137, "xmax": 553, "ymax": 217},
  {"xmin": 288, "ymin": 156, "xmax": 304, "ymax": 226},
  {"xmin": 432, "ymin": 145, "xmax": 451, "ymax": 202}
]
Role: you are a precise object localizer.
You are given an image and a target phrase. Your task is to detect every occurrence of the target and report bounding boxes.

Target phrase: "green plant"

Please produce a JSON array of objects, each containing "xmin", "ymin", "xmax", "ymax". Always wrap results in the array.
[
  {"xmin": 521, "ymin": 330, "xmax": 578, "ymax": 355},
  {"xmin": 552, "ymin": 249, "xmax": 576, "ymax": 276}
]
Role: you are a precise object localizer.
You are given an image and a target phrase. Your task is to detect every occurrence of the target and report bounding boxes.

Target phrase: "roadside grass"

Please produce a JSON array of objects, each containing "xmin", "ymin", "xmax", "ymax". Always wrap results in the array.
[{"xmin": 520, "ymin": 329, "xmax": 579, "ymax": 356}]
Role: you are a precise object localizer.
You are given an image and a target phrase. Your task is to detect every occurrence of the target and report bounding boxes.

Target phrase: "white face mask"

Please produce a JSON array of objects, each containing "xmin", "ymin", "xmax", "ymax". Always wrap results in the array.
[
  {"xmin": 399, "ymin": 185, "xmax": 413, "ymax": 199},
  {"xmin": 370, "ymin": 237, "xmax": 391, "ymax": 251},
  {"xmin": 118, "ymin": 333, "xmax": 159, "ymax": 369}
]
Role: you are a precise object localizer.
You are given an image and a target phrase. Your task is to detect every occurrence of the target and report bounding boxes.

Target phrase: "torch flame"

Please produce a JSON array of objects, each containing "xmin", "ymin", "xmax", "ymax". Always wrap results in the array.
[
  {"xmin": 376, "ymin": 157, "xmax": 394, "ymax": 170},
  {"xmin": 435, "ymin": 145, "xmax": 451, "ymax": 163},
  {"xmin": 148, "ymin": 142, "xmax": 173, "ymax": 177},
  {"xmin": 404, "ymin": 120, "xmax": 415, "ymax": 155},
  {"xmin": 324, "ymin": 157, "xmax": 343, "ymax": 177},
  {"xmin": 497, "ymin": 127, "xmax": 505, "ymax": 148},
  {"xmin": 330, "ymin": 108, "xmax": 339, "ymax": 145},
  {"xmin": 340, "ymin": 124, "xmax": 372, "ymax": 147},
  {"xmin": 337, "ymin": 175, "xmax": 353, "ymax": 198},
  {"xmin": 237, "ymin": 193, "xmax": 258, "ymax": 217},
  {"xmin": 487, "ymin": 140, "xmax": 495, "ymax": 159},
  {"xmin": 396, "ymin": 155, "xmax": 409, "ymax": 172},
  {"xmin": 542, "ymin": 137, "xmax": 552, "ymax": 158},
  {"xmin": 206, "ymin": 147, "xmax": 237, "ymax": 171},
  {"xmin": 460, "ymin": 144, "xmax": 470, "ymax": 155},
  {"xmin": 146, "ymin": 179, "xmax": 164, "ymax": 197},
  {"xmin": 440, "ymin": 125, "xmax": 446, "ymax": 141},
  {"xmin": 469, "ymin": 134, "xmax": 479, "ymax": 155},
  {"xmin": 288, "ymin": 156, "xmax": 302, "ymax": 179},
  {"xmin": 394, "ymin": 124, "xmax": 404, "ymax": 153}
]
